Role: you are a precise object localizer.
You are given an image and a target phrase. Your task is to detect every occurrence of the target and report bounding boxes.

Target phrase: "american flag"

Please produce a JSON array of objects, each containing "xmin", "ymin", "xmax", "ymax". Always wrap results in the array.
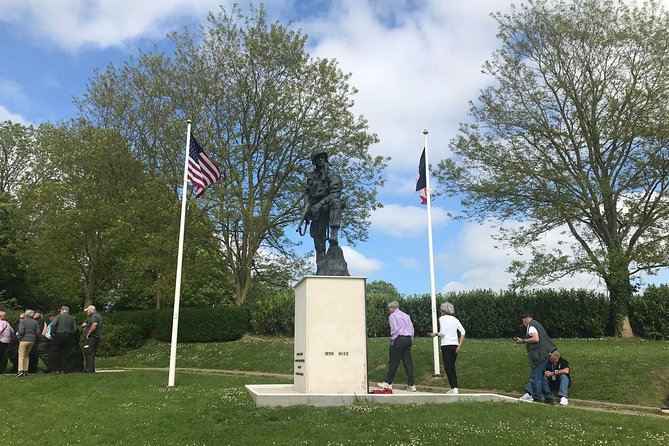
[
  {"xmin": 188, "ymin": 133, "xmax": 221, "ymax": 197},
  {"xmin": 416, "ymin": 148, "xmax": 427, "ymax": 205}
]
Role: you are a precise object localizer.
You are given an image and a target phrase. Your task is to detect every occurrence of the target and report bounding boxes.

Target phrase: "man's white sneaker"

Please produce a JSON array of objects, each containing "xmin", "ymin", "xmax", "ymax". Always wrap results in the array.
[
  {"xmin": 559, "ymin": 397, "xmax": 569, "ymax": 406},
  {"xmin": 519, "ymin": 393, "xmax": 533, "ymax": 402},
  {"xmin": 447, "ymin": 388, "xmax": 459, "ymax": 394},
  {"xmin": 406, "ymin": 385, "xmax": 417, "ymax": 392},
  {"xmin": 377, "ymin": 382, "xmax": 392, "ymax": 390}
]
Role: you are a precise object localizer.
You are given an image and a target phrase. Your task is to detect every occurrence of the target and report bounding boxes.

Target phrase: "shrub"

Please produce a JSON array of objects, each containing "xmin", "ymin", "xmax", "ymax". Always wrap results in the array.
[
  {"xmin": 105, "ymin": 310, "xmax": 156, "ymax": 339},
  {"xmin": 154, "ymin": 306, "xmax": 250, "ymax": 342},
  {"xmin": 401, "ymin": 294, "xmax": 436, "ymax": 336},
  {"xmin": 630, "ymin": 285, "xmax": 669, "ymax": 339},
  {"xmin": 98, "ymin": 323, "xmax": 144, "ymax": 357},
  {"xmin": 366, "ymin": 292, "xmax": 389, "ymax": 337},
  {"xmin": 448, "ymin": 289, "xmax": 518, "ymax": 338},
  {"xmin": 249, "ymin": 289, "xmax": 295, "ymax": 336}
]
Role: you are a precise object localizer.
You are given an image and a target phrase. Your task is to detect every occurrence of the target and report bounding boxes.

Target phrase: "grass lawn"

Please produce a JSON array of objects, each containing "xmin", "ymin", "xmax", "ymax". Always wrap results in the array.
[
  {"xmin": 97, "ymin": 337, "xmax": 669, "ymax": 407},
  {"xmin": 1, "ymin": 371, "xmax": 668, "ymax": 445}
]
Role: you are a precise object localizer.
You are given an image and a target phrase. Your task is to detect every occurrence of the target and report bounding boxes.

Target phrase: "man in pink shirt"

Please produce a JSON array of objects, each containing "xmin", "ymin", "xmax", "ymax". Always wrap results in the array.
[{"xmin": 377, "ymin": 301, "xmax": 416, "ymax": 392}]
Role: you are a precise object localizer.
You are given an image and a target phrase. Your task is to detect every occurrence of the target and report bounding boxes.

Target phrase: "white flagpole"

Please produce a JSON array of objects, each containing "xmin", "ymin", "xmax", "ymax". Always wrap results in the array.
[
  {"xmin": 423, "ymin": 129, "xmax": 441, "ymax": 376},
  {"xmin": 168, "ymin": 119, "xmax": 192, "ymax": 387}
]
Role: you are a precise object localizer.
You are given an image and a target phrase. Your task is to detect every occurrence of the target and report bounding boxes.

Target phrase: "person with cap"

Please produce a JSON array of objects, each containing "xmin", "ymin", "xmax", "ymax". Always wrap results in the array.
[
  {"xmin": 301, "ymin": 148, "xmax": 344, "ymax": 271},
  {"xmin": 514, "ymin": 312, "xmax": 557, "ymax": 404},
  {"xmin": 378, "ymin": 301, "xmax": 416, "ymax": 392},
  {"xmin": 50, "ymin": 305, "xmax": 78, "ymax": 373},
  {"xmin": 82, "ymin": 305, "xmax": 103, "ymax": 373},
  {"xmin": 17, "ymin": 309, "xmax": 40, "ymax": 377}
]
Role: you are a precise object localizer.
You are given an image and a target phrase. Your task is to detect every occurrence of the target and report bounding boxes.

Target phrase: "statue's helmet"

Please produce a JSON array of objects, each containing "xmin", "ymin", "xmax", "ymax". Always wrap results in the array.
[{"xmin": 310, "ymin": 148, "xmax": 329, "ymax": 163}]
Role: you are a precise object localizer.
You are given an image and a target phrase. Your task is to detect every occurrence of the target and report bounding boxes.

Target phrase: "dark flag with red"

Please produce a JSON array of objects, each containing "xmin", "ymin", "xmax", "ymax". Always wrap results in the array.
[{"xmin": 416, "ymin": 148, "xmax": 427, "ymax": 204}]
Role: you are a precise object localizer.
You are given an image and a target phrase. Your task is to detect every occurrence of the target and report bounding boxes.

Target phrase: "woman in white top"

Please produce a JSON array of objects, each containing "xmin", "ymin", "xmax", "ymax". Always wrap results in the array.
[{"xmin": 428, "ymin": 302, "xmax": 465, "ymax": 394}]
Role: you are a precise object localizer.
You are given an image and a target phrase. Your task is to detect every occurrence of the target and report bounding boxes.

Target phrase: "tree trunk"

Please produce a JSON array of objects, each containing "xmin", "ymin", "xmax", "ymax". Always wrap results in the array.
[
  {"xmin": 604, "ymin": 252, "xmax": 634, "ymax": 337},
  {"xmin": 85, "ymin": 268, "xmax": 96, "ymax": 308},
  {"xmin": 234, "ymin": 264, "xmax": 252, "ymax": 305},
  {"xmin": 619, "ymin": 316, "xmax": 634, "ymax": 338}
]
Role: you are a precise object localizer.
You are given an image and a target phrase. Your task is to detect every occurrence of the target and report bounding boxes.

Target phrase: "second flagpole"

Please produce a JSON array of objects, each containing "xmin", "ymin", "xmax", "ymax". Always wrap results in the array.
[
  {"xmin": 423, "ymin": 129, "xmax": 441, "ymax": 376},
  {"xmin": 168, "ymin": 119, "xmax": 192, "ymax": 387}
]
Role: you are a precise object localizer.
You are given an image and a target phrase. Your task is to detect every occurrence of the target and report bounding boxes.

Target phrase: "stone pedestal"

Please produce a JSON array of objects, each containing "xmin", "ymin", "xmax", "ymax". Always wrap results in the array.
[{"xmin": 293, "ymin": 276, "xmax": 367, "ymax": 394}]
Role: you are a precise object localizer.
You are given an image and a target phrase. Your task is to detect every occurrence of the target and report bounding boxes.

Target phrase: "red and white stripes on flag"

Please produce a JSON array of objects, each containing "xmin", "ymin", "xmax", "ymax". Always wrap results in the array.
[
  {"xmin": 416, "ymin": 148, "xmax": 427, "ymax": 205},
  {"xmin": 187, "ymin": 133, "xmax": 221, "ymax": 197}
]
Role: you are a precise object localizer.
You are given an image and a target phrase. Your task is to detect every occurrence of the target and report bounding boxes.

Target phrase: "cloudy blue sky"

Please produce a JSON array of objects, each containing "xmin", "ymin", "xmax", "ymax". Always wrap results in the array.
[{"xmin": 1, "ymin": 0, "xmax": 666, "ymax": 295}]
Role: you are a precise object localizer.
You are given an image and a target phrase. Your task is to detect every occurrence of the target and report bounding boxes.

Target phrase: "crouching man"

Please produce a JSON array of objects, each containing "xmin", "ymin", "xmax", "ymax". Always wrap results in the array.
[{"xmin": 544, "ymin": 348, "xmax": 571, "ymax": 406}]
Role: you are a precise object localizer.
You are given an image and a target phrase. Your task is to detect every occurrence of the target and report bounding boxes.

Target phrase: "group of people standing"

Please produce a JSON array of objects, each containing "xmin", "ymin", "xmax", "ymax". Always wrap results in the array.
[
  {"xmin": 0, "ymin": 305, "xmax": 103, "ymax": 377},
  {"xmin": 376, "ymin": 302, "xmax": 570, "ymax": 405}
]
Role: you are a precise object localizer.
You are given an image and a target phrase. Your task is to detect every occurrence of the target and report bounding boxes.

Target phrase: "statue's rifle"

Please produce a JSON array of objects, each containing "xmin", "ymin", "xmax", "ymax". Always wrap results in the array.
[{"xmin": 297, "ymin": 201, "xmax": 310, "ymax": 236}]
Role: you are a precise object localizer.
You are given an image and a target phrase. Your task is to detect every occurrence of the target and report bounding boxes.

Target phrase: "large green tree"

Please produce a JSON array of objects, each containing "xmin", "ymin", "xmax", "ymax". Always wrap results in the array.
[
  {"xmin": 0, "ymin": 121, "xmax": 37, "ymax": 195},
  {"xmin": 0, "ymin": 192, "xmax": 26, "ymax": 306},
  {"xmin": 75, "ymin": 5, "xmax": 386, "ymax": 304},
  {"xmin": 435, "ymin": 0, "xmax": 669, "ymax": 335},
  {"xmin": 20, "ymin": 122, "xmax": 230, "ymax": 310},
  {"xmin": 20, "ymin": 123, "xmax": 148, "ymax": 308},
  {"xmin": 0, "ymin": 121, "xmax": 36, "ymax": 306}
]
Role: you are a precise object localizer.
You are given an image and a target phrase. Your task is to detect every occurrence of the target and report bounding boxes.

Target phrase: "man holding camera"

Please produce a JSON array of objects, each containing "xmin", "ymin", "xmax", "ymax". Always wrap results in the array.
[{"xmin": 514, "ymin": 312, "xmax": 557, "ymax": 404}]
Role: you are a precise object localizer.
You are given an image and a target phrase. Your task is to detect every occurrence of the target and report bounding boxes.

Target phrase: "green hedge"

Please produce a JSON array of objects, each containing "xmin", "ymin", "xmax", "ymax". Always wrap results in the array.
[
  {"xmin": 4, "ymin": 282, "xmax": 668, "ymax": 345},
  {"xmin": 376, "ymin": 289, "xmax": 610, "ymax": 339},
  {"xmin": 153, "ymin": 306, "xmax": 250, "ymax": 343},
  {"xmin": 630, "ymin": 285, "xmax": 669, "ymax": 340},
  {"xmin": 77, "ymin": 306, "xmax": 250, "ymax": 356},
  {"xmin": 104, "ymin": 310, "xmax": 157, "ymax": 339},
  {"xmin": 98, "ymin": 323, "xmax": 145, "ymax": 357},
  {"xmin": 366, "ymin": 293, "xmax": 389, "ymax": 337}
]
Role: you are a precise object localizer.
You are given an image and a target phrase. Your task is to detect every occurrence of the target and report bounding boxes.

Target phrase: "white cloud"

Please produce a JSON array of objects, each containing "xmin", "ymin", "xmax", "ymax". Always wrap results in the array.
[
  {"xmin": 300, "ymin": 0, "xmax": 513, "ymax": 172},
  {"xmin": 0, "ymin": 0, "xmax": 230, "ymax": 51},
  {"xmin": 439, "ymin": 221, "xmax": 607, "ymax": 293},
  {"xmin": 0, "ymin": 78, "xmax": 29, "ymax": 108},
  {"xmin": 370, "ymin": 203, "xmax": 450, "ymax": 237},
  {"xmin": 341, "ymin": 246, "xmax": 383, "ymax": 276},
  {"xmin": 0, "ymin": 105, "xmax": 30, "ymax": 124}
]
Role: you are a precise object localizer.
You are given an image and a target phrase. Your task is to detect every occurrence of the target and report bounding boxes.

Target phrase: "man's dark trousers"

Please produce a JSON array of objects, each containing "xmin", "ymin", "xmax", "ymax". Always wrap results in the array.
[
  {"xmin": 83, "ymin": 335, "xmax": 100, "ymax": 372},
  {"xmin": 52, "ymin": 334, "xmax": 72, "ymax": 372},
  {"xmin": 384, "ymin": 335, "xmax": 415, "ymax": 386}
]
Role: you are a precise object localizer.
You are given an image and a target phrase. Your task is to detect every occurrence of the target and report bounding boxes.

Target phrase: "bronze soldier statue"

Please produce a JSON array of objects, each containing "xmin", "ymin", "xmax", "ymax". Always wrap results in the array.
[{"xmin": 298, "ymin": 148, "xmax": 348, "ymax": 275}]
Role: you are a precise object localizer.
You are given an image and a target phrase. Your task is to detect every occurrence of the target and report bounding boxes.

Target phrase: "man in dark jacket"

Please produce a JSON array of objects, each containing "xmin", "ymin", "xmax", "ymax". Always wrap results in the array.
[
  {"xmin": 28, "ymin": 311, "xmax": 45, "ymax": 373},
  {"xmin": 514, "ymin": 312, "xmax": 557, "ymax": 403},
  {"xmin": 82, "ymin": 305, "xmax": 104, "ymax": 373},
  {"xmin": 50, "ymin": 306, "xmax": 78, "ymax": 373}
]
